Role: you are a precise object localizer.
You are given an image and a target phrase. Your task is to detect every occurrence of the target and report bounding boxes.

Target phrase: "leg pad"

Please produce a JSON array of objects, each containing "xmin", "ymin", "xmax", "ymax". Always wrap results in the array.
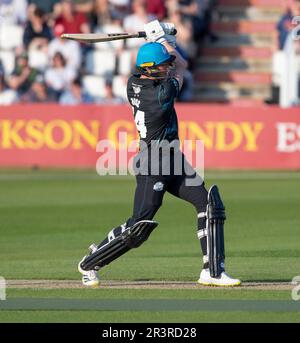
[
  {"xmin": 207, "ymin": 185, "xmax": 226, "ymax": 277},
  {"xmin": 80, "ymin": 220, "xmax": 158, "ymax": 271}
]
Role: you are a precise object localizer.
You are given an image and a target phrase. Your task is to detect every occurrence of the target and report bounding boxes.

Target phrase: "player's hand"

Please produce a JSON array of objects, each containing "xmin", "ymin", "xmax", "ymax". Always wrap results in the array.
[
  {"xmin": 160, "ymin": 22, "xmax": 176, "ymax": 35},
  {"xmin": 144, "ymin": 20, "xmax": 176, "ymax": 47},
  {"xmin": 161, "ymin": 23, "xmax": 177, "ymax": 46},
  {"xmin": 144, "ymin": 20, "xmax": 166, "ymax": 44}
]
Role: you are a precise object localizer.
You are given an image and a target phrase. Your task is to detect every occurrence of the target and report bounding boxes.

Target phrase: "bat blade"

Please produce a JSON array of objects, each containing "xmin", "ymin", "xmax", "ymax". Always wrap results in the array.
[{"xmin": 61, "ymin": 32, "xmax": 141, "ymax": 43}]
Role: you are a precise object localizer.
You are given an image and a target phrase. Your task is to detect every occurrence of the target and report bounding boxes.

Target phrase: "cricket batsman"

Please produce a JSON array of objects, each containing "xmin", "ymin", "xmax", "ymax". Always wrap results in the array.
[{"xmin": 78, "ymin": 20, "xmax": 241, "ymax": 287}]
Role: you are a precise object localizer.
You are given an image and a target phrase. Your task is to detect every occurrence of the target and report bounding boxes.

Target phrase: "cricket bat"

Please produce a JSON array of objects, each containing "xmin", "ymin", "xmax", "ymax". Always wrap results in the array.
[{"xmin": 61, "ymin": 30, "xmax": 177, "ymax": 44}]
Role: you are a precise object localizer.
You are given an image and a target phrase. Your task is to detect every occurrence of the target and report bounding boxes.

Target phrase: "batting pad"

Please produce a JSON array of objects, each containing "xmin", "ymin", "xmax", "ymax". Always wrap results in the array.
[{"xmin": 80, "ymin": 220, "xmax": 158, "ymax": 271}]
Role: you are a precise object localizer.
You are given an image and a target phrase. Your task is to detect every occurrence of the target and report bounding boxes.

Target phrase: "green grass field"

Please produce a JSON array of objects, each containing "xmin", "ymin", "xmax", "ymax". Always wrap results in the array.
[{"xmin": 0, "ymin": 169, "xmax": 300, "ymax": 322}]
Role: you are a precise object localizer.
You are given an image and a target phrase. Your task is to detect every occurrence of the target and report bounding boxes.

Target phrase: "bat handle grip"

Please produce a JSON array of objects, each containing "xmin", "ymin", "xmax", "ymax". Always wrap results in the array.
[{"xmin": 138, "ymin": 29, "xmax": 177, "ymax": 38}]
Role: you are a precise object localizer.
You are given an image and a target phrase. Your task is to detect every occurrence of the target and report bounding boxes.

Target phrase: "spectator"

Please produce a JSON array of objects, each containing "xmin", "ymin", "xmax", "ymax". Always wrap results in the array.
[
  {"xmin": 0, "ymin": 61, "xmax": 4, "ymax": 75},
  {"xmin": 108, "ymin": 0, "xmax": 131, "ymax": 21},
  {"xmin": 7, "ymin": 51, "xmax": 38, "ymax": 96},
  {"xmin": 123, "ymin": 0, "xmax": 156, "ymax": 49},
  {"xmin": 23, "ymin": 7, "xmax": 53, "ymax": 50},
  {"xmin": 276, "ymin": 2, "xmax": 294, "ymax": 50},
  {"xmin": 27, "ymin": 0, "xmax": 62, "ymax": 25},
  {"xmin": 59, "ymin": 77, "xmax": 94, "ymax": 104},
  {"xmin": 146, "ymin": 0, "xmax": 166, "ymax": 20},
  {"xmin": 166, "ymin": 0, "xmax": 214, "ymax": 43},
  {"xmin": 90, "ymin": 0, "xmax": 122, "ymax": 28},
  {"xmin": 280, "ymin": 0, "xmax": 300, "ymax": 107},
  {"xmin": 55, "ymin": 0, "xmax": 90, "ymax": 35},
  {"xmin": 0, "ymin": 0, "xmax": 28, "ymax": 25},
  {"xmin": 165, "ymin": 6, "xmax": 196, "ymax": 66},
  {"xmin": 27, "ymin": 0, "xmax": 61, "ymax": 17},
  {"xmin": 0, "ymin": 0, "xmax": 200, "ymax": 104},
  {"xmin": 48, "ymin": 23, "xmax": 82, "ymax": 72},
  {"xmin": 96, "ymin": 78, "xmax": 124, "ymax": 104},
  {"xmin": 20, "ymin": 73, "xmax": 56, "ymax": 102},
  {"xmin": 45, "ymin": 51, "xmax": 76, "ymax": 99},
  {"xmin": 268, "ymin": 0, "xmax": 300, "ymax": 107},
  {"xmin": 0, "ymin": 72, "xmax": 18, "ymax": 105},
  {"xmin": 72, "ymin": 0, "xmax": 94, "ymax": 14}
]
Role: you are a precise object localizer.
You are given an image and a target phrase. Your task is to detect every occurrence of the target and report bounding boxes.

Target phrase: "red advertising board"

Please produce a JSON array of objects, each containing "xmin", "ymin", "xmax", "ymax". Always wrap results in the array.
[{"xmin": 0, "ymin": 104, "xmax": 299, "ymax": 169}]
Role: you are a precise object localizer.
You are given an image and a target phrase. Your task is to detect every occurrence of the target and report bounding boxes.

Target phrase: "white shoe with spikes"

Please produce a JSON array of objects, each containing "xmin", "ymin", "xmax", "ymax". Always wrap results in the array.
[
  {"xmin": 198, "ymin": 268, "xmax": 241, "ymax": 287},
  {"xmin": 78, "ymin": 244, "xmax": 100, "ymax": 287}
]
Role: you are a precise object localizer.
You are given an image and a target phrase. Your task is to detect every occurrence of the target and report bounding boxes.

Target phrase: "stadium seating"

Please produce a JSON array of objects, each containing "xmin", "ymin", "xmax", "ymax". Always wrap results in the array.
[
  {"xmin": 0, "ymin": 24, "xmax": 23, "ymax": 76},
  {"xmin": 112, "ymin": 75, "xmax": 127, "ymax": 101},
  {"xmin": 196, "ymin": 0, "xmax": 284, "ymax": 104},
  {"xmin": 0, "ymin": 0, "xmax": 296, "ymax": 106},
  {"xmin": 117, "ymin": 49, "xmax": 133, "ymax": 76},
  {"xmin": 94, "ymin": 24, "xmax": 125, "ymax": 51},
  {"xmin": 82, "ymin": 75, "xmax": 106, "ymax": 98},
  {"xmin": 28, "ymin": 49, "xmax": 48, "ymax": 71},
  {"xmin": 0, "ymin": 24, "xmax": 23, "ymax": 50},
  {"xmin": 85, "ymin": 50, "xmax": 116, "ymax": 76},
  {"xmin": 0, "ymin": 50, "xmax": 15, "ymax": 75}
]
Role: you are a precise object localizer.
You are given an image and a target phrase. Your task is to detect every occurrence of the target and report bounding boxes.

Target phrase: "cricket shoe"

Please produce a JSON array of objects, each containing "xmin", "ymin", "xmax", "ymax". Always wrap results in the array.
[
  {"xmin": 198, "ymin": 268, "xmax": 241, "ymax": 287},
  {"xmin": 78, "ymin": 244, "xmax": 100, "ymax": 287}
]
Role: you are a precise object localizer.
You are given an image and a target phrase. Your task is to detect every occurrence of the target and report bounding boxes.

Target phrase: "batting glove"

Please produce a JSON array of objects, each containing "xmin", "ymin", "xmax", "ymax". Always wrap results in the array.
[
  {"xmin": 144, "ymin": 20, "xmax": 166, "ymax": 44},
  {"xmin": 161, "ymin": 22, "xmax": 176, "ymax": 35}
]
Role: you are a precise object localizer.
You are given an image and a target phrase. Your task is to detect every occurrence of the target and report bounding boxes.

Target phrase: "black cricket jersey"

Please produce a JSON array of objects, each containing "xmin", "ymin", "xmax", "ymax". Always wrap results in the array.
[{"xmin": 127, "ymin": 74, "xmax": 180, "ymax": 148}]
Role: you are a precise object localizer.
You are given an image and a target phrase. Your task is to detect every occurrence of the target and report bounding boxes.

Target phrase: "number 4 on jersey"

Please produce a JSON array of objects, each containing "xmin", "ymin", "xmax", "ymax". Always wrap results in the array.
[{"xmin": 134, "ymin": 110, "xmax": 147, "ymax": 139}]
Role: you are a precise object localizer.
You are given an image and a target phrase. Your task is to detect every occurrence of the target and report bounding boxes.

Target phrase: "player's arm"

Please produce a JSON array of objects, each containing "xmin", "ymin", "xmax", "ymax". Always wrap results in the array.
[
  {"xmin": 143, "ymin": 20, "xmax": 188, "ymax": 90},
  {"xmin": 161, "ymin": 40, "xmax": 188, "ymax": 90}
]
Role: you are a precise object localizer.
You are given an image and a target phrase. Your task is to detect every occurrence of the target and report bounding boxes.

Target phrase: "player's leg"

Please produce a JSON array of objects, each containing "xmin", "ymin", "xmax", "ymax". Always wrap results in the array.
[
  {"xmin": 168, "ymin": 156, "xmax": 240, "ymax": 286},
  {"xmin": 92, "ymin": 174, "xmax": 161, "ymax": 253},
  {"xmin": 198, "ymin": 185, "xmax": 240, "ymax": 286},
  {"xmin": 78, "ymin": 175, "xmax": 165, "ymax": 286},
  {"xmin": 167, "ymin": 171, "xmax": 209, "ymax": 269},
  {"xmin": 92, "ymin": 174, "xmax": 165, "ymax": 255}
]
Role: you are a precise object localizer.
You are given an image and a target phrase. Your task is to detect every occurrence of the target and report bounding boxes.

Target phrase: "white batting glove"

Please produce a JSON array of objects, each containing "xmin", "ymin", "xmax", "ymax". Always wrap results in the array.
[
  {"xmin": 161, "ymin": 22, "xmax": 176, "ymax": 35},
  {"xmin": 143, "ymin": 20, "xmax": 166, "ymax": 44}
]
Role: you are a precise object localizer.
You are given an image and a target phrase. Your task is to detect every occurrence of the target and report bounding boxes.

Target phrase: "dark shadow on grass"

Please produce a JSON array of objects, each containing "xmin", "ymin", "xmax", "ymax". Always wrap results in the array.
[{"xmin": 241, "ymin": 279, "xmax": 291, "ymax": 283}]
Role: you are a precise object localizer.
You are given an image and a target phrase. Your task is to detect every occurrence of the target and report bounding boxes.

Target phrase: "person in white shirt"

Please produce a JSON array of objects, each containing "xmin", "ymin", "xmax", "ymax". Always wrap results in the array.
[
  {"xmin": 45, "ymin": 51, "xmax": 76, "ymax": 99},
  {"xmin": 0, "ymin": 72, "xmax": 18, "ymax": 105},
  {"xmin": 47, "ymin": 23, "xmax": 82, "ymax": 73},
  {"xmin": 123, "ymin": 0, "xmax": 155, "ymax": 49},
  {"xmin": 0, "ymin": 0, "xmax": 28, "ymax": 25}
]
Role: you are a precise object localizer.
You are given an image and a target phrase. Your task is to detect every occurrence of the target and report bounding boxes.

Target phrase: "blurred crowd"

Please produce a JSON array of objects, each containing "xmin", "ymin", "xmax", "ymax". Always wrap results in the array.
[
  {"xmin": 0, "ymin": 0, "xmax": 215, "ymax": 105},
  {"xmin": 269, "ymin": 0, "xmax": 300, "ymax": 107}
]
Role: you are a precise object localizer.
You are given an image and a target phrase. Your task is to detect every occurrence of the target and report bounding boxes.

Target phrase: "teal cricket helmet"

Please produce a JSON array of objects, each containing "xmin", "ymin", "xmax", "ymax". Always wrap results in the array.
[{"xmin": 136, "ymin": 42, "xmax": 175, "ymax": 68}]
